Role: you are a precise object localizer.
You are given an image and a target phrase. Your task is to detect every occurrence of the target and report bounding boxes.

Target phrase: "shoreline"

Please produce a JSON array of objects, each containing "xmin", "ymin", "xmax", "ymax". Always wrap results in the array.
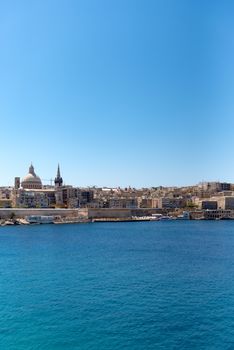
[{"xmin": 1, "ymin": 217, "xmax": 233, "ymax": 227}]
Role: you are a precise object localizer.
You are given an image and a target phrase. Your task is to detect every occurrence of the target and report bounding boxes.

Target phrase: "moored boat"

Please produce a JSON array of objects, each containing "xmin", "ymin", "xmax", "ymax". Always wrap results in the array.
[{"xmin": 26, "ymin": 215, "xmax": 55, "ymax": 224}]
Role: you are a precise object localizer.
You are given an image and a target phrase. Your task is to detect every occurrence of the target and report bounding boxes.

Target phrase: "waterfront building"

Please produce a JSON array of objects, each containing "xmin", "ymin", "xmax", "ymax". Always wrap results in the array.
[
  {"xmin": 137, "ymin": 198, "xmax": 153, "ymax": 208},
  {"xmin": 0, "ymin": 187, "xmax": 13, "ymax": 208},
  {"xmin": 108, "ymin": 197, "xmax": 138, "ymax": 209},
  {"xmin": 157, "ymin": 197, "xmax": 186, "ymax": 209},
  {"xmin": 14, "ymin": 189, "xmax": 56, "ymax": 208},
  {"xmin": 13, "ymin": 164, "xmax": 57, "ymax": 208},
  {"xmin": 203, "ymin": 209, "xmax": 233, "ymax": 220},
  {"xmin": 213, "ymin": 196, "xmax": 234, "ymax": 210},
  {"xmin": 12, "ymin": 163, "xmax": 96, "ymax": 209},
  {"xmin": 201, "ymin": 200, "xmax": 218, "ymax": 210}
]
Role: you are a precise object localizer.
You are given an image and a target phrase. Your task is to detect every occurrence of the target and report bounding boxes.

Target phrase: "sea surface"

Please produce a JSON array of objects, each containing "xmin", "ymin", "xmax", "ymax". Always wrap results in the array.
[{"xmin": 0, "ymin": 221, "xmax": 234, "ymax": 349}]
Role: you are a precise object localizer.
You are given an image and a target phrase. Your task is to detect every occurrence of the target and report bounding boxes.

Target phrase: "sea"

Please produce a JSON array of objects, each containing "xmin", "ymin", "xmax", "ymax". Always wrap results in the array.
[{"xmin": 0, "ymin": 221, "xmax": 234, "ymax": 350}]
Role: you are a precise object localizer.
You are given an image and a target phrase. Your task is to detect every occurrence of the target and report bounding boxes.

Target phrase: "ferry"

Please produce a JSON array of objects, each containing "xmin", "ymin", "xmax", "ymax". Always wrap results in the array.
[{"xmin": 26, "ymin": 215, "xmax": 55, "ymax": 224}]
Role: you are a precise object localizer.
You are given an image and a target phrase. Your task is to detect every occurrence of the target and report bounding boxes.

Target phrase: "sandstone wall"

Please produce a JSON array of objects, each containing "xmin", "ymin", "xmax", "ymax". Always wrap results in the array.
[
  {"xmin": 86, "ymin": 208, "xmax": 162, "ymax": 219},
  {"xmin": 0, "ymin": 208, "xmax": 88, "ymax": 219}
]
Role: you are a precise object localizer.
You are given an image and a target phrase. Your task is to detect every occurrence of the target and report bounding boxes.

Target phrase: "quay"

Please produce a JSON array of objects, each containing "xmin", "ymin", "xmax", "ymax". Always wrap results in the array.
[
  {"xmin": 1, "ymin": 208, "xmax": 234, "ymax": 226},
  {"xmin": 0, "ymin": 208, "xmax": 167, "ymax": 221}
]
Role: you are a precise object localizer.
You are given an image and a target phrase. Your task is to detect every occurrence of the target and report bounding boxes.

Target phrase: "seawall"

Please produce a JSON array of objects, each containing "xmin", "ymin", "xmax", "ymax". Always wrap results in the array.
[
  {"xmin": 0, "ymin": 208, "xmax": 162, "ymax": 220},
  {"xmin": 0, "ymin": 208, "xmax": 88, "ymax": 219},
  {"xmin": 86, "ymin": 208, "xmax": 162, "ymax": 219}
]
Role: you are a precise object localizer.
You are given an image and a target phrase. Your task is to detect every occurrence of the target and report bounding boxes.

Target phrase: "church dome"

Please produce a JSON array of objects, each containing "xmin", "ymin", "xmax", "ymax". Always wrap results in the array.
[{"xmin": 21, "ymin": 164, "xmax": 42, "ymax": 189}]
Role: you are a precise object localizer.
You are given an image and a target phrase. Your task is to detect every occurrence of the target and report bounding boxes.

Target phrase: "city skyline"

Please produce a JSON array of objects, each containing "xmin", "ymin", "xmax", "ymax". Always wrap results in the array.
[
  {"xmin": 1, "ymin": 0, "xmax": 234, "ymax": 187},
  {"xmin": 1, "ymin": 162, "xmax": 233, "ymax": 190}
]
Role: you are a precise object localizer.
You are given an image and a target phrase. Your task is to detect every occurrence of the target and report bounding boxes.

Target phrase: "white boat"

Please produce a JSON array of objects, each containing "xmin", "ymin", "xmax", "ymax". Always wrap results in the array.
[
  {"xmin": 151, "ymin": 213, "xmax": 163, "ymax": 221},
  {"xmin": 26, "ymin": 215, "xmax": 55, "ymax": 224},
  {"xmin": 159, "ymin": 216, "xmax": 172, "ymax": 220},
  {"xmin": 177, "ymin": 211, "xmax": 190, "ymax": 220}
]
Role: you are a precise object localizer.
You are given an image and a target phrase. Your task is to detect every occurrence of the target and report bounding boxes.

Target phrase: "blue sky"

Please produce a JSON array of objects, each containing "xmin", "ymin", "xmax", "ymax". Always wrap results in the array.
[{"xmin": 0, "ymin": 0, "xmax": 234, "ymax": 187}]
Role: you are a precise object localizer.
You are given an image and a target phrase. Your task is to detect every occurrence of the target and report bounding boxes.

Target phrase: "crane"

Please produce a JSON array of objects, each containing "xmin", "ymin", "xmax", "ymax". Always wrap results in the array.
[{"xmin": 42, "ymin": 178, "xmax": 54, "ymax": 186}]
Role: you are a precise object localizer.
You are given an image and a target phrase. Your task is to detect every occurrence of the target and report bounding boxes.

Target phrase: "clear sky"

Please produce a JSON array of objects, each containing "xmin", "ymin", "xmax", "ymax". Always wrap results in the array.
[{"xmin": 1, "ymin": 0, "xmax": 234, "ymax": 188}]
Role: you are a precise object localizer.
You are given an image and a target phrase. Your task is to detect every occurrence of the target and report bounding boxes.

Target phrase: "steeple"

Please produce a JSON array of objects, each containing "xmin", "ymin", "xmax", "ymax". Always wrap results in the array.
[
  {"xmin": 57, "ymin": 164, "xmax": 61, "ymax": 178},
  {"xmin": 54, "ymin": 164, "xmax": 63, "ymax": 188}
]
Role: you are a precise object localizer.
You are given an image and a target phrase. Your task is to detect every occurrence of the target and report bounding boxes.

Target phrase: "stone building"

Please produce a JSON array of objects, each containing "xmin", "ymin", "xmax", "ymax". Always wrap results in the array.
[
  {"xmin": 12, "ymin": 164, "xmax": 94, "ymax": 209},
  {"xmin": 13, "ymin": 164, "xmax": 56, "ymax": 208},
  {"xmin": 157, "ymin": 197, "xmax": 186, "ymax": 209},
  {"xmin": 21, "ymin": 164, "xmax": 42, "ymax": 189}
]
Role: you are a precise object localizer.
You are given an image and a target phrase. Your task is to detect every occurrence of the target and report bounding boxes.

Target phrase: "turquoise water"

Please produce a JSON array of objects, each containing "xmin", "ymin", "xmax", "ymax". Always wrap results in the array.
[{"xmin": 0, "ymin": 221, "xmax": 234, "ymax": 349}]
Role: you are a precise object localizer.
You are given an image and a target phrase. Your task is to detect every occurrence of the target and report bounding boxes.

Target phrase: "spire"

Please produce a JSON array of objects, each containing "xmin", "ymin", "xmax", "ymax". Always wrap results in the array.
[
  {"xmin": 57, "ymin": 164, "xmax": 61, "ymax": 178},
  {"xmin": 54, "ymin": 164, "xmax": 63, "ymax": 188}
]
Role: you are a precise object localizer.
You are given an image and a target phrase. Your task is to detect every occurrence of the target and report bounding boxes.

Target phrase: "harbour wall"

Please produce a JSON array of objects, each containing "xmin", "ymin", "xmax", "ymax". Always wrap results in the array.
[
  {"xmin": 0, "ymin": 208, "xmax": 162, "ymax": 220},
  {"xmin": 86, "ymin": 208, "xmax": 162, "ymax": 219},
  {"xmin": 0, "ymin": 208, "xmax": 87, "ymax": 219}
]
